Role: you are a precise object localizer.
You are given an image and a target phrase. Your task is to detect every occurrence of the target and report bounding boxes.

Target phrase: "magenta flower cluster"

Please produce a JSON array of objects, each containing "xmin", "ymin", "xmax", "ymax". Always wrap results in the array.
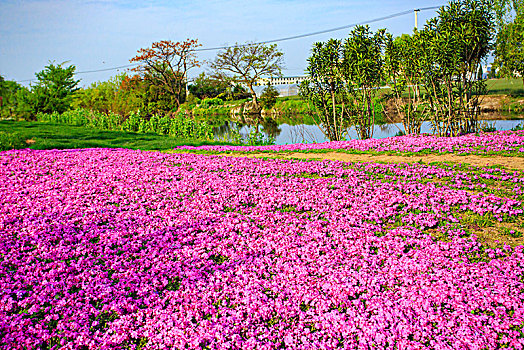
[
  {"xmin": 1, "ymin": 148, "xmax": 524, "ymax": 349},
  {"xmin": 178, "ymin": 130, "xmax": 524, "ymax": 154}
]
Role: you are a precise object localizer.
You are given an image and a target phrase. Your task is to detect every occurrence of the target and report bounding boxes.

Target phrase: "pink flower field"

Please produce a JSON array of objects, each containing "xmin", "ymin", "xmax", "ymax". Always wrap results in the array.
[
  {"xmin": 178, "ymin": 130, "xmax": 524, "ymax": 155},
  {"xmin": 1, "ymin": 148, "xmax": 524, "ymax": 349}
]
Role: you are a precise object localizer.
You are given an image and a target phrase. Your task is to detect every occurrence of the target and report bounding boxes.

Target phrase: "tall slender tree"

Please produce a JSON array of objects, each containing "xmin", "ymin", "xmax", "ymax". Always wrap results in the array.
[
  {"xmin": 493, "ymin": 1, "xmax": 524, "ymax": 86},
  {"xmin": 299, "ymin": 39, "xmax": 347, "ymax": 141},
  {"xmin": 300, "ymin": 26, "xmax": 388, "ymax": 141},
  {"xmin": 384, "ymin": 32, "xmax": 428, "ymax": 135},
  {"xmin": 0, "ymin": 75, "xmax": 22, "ymax": 118},
  {"xmin": 341, "ymin": 25, "xmax": 388, "ymax": 140},
  {"xmin": 418, "ymin": 0, "xmax": 494, "ymax": 136}
]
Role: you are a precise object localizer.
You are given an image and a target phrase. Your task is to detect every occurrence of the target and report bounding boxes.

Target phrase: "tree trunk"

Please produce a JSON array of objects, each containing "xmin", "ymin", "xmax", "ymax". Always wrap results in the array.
[
  {"xmin": 331, "ymin": 88, "xmax": 338, "ymax": 141},
  {"xmin": 248, "ymin": 85, "xmax": 259, "ymax": 110}
]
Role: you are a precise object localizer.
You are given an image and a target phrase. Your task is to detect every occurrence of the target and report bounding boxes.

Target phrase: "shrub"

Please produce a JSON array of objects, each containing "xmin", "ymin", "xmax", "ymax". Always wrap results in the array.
[
  {"xmin": 35, "ymin": 108, "xmax": 214, "ymax": 140},
  {"xmin": 200, "ymin": 97, "xmax": 224, "ymax": 108},
  {"xmin": 121, "ymin": 111, "xmax": 143, "ymax": 132},
  {"xmin": 260, "ymin": 85, "xmax": 279, "ymax": 110},
  {"xmin": 511, "ymin": 123, "xmax": 524, "ymax": 131},
  {"xmin": 168, "ymin": 113, "xmax": 213, "ymax": 139},
  {"xmin": 0, "ymin": 131, "xmax": 26, "ymax": 151}
]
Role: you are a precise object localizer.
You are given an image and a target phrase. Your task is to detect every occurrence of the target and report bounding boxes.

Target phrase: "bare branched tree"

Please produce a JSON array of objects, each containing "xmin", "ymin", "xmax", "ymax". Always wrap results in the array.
[{"xmin": 211, "ymin": 43, "xmax": 284, "ymax": 111}]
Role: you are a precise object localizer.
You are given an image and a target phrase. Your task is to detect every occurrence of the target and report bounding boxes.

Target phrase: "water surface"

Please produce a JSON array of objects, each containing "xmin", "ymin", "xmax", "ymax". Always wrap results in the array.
[{"xmin": 213, "ymin": 118, "xmax": 524, "ymax": 145}]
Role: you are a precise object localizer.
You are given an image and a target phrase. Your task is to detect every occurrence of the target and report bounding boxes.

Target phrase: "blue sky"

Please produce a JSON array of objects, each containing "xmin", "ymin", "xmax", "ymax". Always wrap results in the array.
[{"xmin": 0, "ymin": 0, "xmax": 444, "ymax": 87}]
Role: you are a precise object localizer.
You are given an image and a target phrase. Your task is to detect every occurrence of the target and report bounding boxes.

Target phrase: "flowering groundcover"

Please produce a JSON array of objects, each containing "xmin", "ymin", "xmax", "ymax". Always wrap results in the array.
[
  {"xmin": 1, "ymin": 148, "xmax": 524, "ymax": 349},
  {"xmin": 178, "ymin": 130, "xmax": 524, "ymax": 156}
]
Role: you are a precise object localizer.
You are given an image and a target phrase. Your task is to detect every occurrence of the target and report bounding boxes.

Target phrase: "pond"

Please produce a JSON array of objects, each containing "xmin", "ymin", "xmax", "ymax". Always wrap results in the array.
[{"xmin": 213, "ymin": 118, "xmax": 524, "ymax": 145}]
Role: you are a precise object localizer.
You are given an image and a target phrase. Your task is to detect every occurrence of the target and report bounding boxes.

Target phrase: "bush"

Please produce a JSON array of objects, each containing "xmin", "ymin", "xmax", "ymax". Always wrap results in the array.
[
  {"xmin": 37, "ymin": 109, "xmax": 91, "ymax": 126},
  {"xmin": 168, "ymin": 114, "xmax": 213, "ymax": 139},
  {"xmin": 274, "ymin": 98, "xmax": 315, "ymax": 116},
  {"xmin": 260, "ymin": 85, "xmax": 279, "ymax": 110},
  {"xmin": 200, "ymin": 97, "xmax": 224, "ymax": 108},
  {"xmin": 36, "ymin": 108, "xmax": 214, "ymax": 140},
  {"xmin": 191, "ymin": 105, "xmax": 231, "ymax": 117},
  {"xmin": 121, "ymin": 111, "xmax": 142, "ymax": 132},
  {"xmin": 0, "ymin": 131, "xmax": 26, "ymax": 151}
]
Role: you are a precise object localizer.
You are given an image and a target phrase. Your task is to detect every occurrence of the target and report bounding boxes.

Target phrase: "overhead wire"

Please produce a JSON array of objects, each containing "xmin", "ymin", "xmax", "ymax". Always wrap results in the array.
[
  {"xmin": 15, "ymin": 5, "xmax": 442, "ymax": 83},
  {"xmin": 194, "ymin": 6, "xmax": 442, "ymax": 51}
]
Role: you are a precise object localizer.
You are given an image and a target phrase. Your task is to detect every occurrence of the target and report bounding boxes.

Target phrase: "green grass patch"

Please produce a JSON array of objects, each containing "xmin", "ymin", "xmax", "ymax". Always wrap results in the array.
[
  {"xmin": 0, "ymin": 130, "xmax": 26, "ymax": 151},
  {"xmin": 486, "ymin": 78, "xmax": 524, "ymax": 97},
  {"xmin": 0, "ymin": 120, "xmax": 236, "ymax": 151},
  {"xmin": 499, "ymin": 227, "xmax": 523, "ymax": 238},
  {"xmin": 460, "ymin": 212, "xmax": 495, "ymax": 228}
]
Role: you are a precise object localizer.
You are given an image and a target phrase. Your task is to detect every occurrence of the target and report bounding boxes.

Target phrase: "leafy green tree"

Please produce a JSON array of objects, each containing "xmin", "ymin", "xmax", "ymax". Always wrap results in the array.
[
  {"xmin": 14, "ymin": 87, "xmax": 34, "ymax": 120},
  {"xmin": 140, "ymin": 70, "xmax": 185, "ymax": 115},
  {"xmin": 384, "ymin": 32, "xmax": 429, "ymax": 135},
  {"xmin": 259, "ymin": 83, "xmax": 279, "ymax": 110},
  {"xmin": 300, "ymin": 26, "xmax": 388, "ymax": 141},
  {"xmin": 211, "ymin": 42, "xmax": 284, "ymax": 110},
  {"xmin": 17, "ymin": 62, "xmax": 80, "ymax": 119},
  {"xmin": 73, "ymin": 78, "xmax": 119, "ymax": 114},
  {"xmin": 0, "ymin": 75, "xmax": 22, "ymax": 118},
  {"xmin": 341, "ymin": 25, "xmax": 388, "ymax": 140},
  {"xmin": 188, "ymin": 72, "xmax": 229, "ymax": 99},
  {"xmin": 299, "ymin": 39, "xmax": 347, "ymax": 141},
  {"xmin": 0, "ymin": 75, "xmax": 5, "ymax": 107},
  {"xmin": 494, "ymin": 10, "xmax": 524, "ymax": 86},
  {"xmin": 72, "ymin": 73, "xmax": 145, "ymax": 119},
  {"xmin": 418, "ymin": 0, "xmax": 494, "ymax": 136},
  {"xmin": 231, "ymin": 85, "xmax": 251, "ymax": 100},
  {"xmin": 491, "ymin": 0, "xmax": 523, "ymax": 29}
]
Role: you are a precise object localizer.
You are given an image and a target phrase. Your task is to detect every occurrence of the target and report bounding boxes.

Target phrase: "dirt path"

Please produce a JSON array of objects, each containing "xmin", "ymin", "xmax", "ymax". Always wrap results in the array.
[{"xmin": 243, "ymin": 152, "xmax": 524, "ymax": 171}]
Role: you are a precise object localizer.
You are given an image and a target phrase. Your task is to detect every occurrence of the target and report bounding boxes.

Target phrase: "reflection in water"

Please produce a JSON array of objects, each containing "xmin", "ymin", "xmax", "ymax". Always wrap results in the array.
[
  {"xmin": 213, "ymin": 118, "xmax": 282, "ymax": 140},
  {"xmin": 213, "ymin": 116, "xmax": 524, "ymax": 145},
  {"xmin": 260, "ymin": 118, "xmax": 282, "ymax": 139},
  {"xmin": 377, "ymin": 123, "xmax": 403, "ymax": 135},
  {"xmin": 213, "ymin": 121, "xmax": 235, "ymax": 137}
]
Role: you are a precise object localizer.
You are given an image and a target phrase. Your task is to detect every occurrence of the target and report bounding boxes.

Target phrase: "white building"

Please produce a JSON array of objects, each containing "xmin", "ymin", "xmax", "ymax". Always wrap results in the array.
[{"xmin": 256, "ymin": 76, "xmax": 307, "ymax": 86}]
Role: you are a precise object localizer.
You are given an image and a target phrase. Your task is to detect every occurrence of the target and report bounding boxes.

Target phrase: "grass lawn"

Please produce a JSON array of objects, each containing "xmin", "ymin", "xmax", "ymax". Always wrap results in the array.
[
  {"xmin": 363, "ymin": 78, "xmax": 524, "ymax": 100},
  {"xmin": 486, "ymin": 77, "xmax": 524, "ymax": 96},
  {"xmin": 0, "ymin": 120, "xmax": 227, "ymax": 151}
]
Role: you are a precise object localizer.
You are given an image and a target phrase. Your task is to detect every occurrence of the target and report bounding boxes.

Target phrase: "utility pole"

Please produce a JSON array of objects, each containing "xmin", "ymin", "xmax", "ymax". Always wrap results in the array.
[
  {"xmin": 414, "ymin": 9, "xmax": 420, "ymax": 30},
  {"xmin": 184, "ymin": 60, "xmax": 189, "ymax": 97}
]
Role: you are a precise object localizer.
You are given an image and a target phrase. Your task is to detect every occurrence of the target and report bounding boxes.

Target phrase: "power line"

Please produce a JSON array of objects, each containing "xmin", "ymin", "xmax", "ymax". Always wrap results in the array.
[
  {"xmin": 195, "ymin": 6, "xmax": 442, "ymax": 51},
  {"xmin": 15, "ymin": 5, "xmax": 442, "ymax": 83},
  {"xmin": 75, "ymin": 63, "xmax": 138, "ymax": 74}
]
